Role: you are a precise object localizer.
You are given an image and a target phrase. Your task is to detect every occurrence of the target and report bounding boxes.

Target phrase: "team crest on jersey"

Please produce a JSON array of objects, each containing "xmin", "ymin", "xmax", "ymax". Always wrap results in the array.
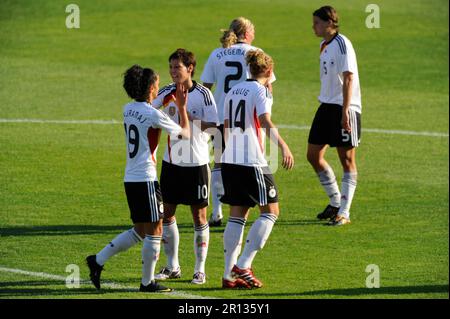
[
  {"xmin": 169, "ymin": 106, "xmax": 176, "ymax": 116},
  {"xmin": 268, "ymin": 187, "xmax": 277, "ymax": 198}
]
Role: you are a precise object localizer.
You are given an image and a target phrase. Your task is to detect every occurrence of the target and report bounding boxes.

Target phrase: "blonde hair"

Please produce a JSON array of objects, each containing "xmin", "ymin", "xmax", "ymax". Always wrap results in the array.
[
  {"xmin": 220, "ymin": 17, "xmax": 254, "ymax": 48},
  {"xmin": 246, "ymin": 50, "xmax": 274, "ymax": 78}
]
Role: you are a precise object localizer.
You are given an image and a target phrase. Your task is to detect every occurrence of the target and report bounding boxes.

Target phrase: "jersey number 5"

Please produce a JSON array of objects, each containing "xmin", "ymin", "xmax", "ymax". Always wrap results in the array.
[
  {"xmin": 124, "ymin": 123, "xmax": 139, "ymax": 159},
  {"xmin": 224, "ymin": 61, "xmax": 243, "ymax": 93},
  {"xmin": 229, "ymin": 99, "xmax": 246, "ymax": 131}
]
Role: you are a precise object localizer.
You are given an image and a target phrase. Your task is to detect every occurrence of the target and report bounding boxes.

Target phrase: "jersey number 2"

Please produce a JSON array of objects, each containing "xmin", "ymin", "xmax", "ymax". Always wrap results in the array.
[
  {"xmin": 224, "ymin": 61, "xmax": 243, "ymax": 93},
  {"xmin": 124, "ymin": 123, "xmax": 139, "ymax": 159}
]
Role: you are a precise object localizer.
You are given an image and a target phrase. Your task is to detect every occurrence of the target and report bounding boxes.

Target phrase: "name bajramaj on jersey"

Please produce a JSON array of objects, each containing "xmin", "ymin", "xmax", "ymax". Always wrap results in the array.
[
  {"xmin": 215, "ymin": 48, "xmax": 246, "ymax": 60},
  {"xmin": 123, "ymin": 109, "xmax": 149, "ymax": 124}
]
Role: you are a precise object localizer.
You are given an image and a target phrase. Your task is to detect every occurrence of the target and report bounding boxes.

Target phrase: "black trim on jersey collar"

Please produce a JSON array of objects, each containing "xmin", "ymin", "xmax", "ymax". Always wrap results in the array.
[
  {"xmin": 188, "ymin": 81, "xmax": 197, "ymax": 93},
  {"xmin": 325, "ymin": 32, "xmax": 339, "ymax": 45},
  {"xmin": 237, "ymin": 41, "xmax": 247, "ymax": 44},
  {"xmin": 246, "ymin": 79, "xmax": 258, "ymax": 82}
]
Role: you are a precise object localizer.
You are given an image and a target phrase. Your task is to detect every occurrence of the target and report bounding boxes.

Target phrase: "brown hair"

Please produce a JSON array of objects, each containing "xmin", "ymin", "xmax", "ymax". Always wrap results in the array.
[
  {"xmin": 220, "ymin": 17, "xmax": 254, "ymax": 48},
  {"xmin": 313, "ymin": 6, "xmax": 339, "ymax": 31},
  {"xmin": 123, "ymin": 65, "xmax": 158, "ymax": 102},
  {"xmin": 169, "ymin": 48, "xmax": 197, "ymax": 77},
  {"xmin": 246, "ymin": 50, "xmax": 274, "ymax": 78}
]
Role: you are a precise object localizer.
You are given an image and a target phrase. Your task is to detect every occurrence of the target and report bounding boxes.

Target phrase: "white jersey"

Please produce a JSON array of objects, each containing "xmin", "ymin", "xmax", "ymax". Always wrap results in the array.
[
  {"xmin": 153, "ymin": 81, "xmax": 219, "ymax": 167},
  {"xmin": 318, "ymin": 33, "xmax": 362, "ymax": 113},
  {"xmin": 201, "ymin": 42, "xmax": 276, "ymax": 123},
  {"xmin": 123, "ymin": 101, "xmax": 182, "ymax": 182},
  {"xmin": 221, "ymin": 79, "xmax": 272, "ymax": 167}
]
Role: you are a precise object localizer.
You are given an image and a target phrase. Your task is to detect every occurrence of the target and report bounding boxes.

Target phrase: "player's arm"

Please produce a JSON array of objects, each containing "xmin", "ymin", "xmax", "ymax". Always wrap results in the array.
[
  {"xmin": 223, "ymin": 119, "xmax": 229, "ymax": 147},
  {"xmin": 173, "ymin": 83, "xmax": 190, "ymax": 139},
  {"xmin": 258, "ymin": 113, "xmax": 294, "ymax": 170},
  {"xmin": 342, "ymin": 71, "xmax": 353, "ymax": 132}
]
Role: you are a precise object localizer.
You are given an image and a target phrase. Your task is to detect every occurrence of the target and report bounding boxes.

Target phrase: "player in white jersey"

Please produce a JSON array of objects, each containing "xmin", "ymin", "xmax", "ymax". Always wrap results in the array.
[
  {"xmin": 220, "ymin": 50, "xmax": 294, "ymax": 289},
  {"xmin": 86, "ymin": 65, "xmax": 190, "ymax": 293},
  {"xmin": 307, "ymin": 6, "xmax": 362, "ymax": 226},
  {"xmin": 201, "ymin": 17, "xmax": 275, "ymax": 227},
  {"xmin": 152, "ymin": 49, "xmax": 219, "ymax": 285}
]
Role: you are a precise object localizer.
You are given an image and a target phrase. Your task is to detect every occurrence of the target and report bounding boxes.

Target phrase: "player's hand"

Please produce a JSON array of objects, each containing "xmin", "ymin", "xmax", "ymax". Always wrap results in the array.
[
  {"xmin": 174, "ymin": 83, "xmax": 188, "ymax": 109},
  {"xmin": 281, "ymin": 145, "xmax": 294, "ymax": 170},
  {"xmin": 341, "ymin": 110, "xmax": 351, "ymax": 133}
]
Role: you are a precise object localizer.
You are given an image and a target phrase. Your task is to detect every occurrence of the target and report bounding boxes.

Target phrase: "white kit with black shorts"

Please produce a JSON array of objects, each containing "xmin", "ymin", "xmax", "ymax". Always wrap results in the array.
[
  {"xmin": 220, "ymin": 79, "xmax": 278, "ymax": 207},
  {"xmin": 309, "ymin": 33, "xmax": 361, "ymax": 148},
  {"xmin": 153, "ymin": 81, "xmax": 218, "ymax": 206},
  {"xmin": 123, "ymin": 101, "xmax": 182, "ymax": 223}
]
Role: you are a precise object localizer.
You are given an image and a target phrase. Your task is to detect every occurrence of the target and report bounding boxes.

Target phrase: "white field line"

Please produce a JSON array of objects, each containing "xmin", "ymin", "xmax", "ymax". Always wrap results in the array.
[
  {"xmin": 0, "ymin": 118, "xmax": 448, "ymax": 137},
  {"xmin": 0, "ymin": 266, "xmax": 215, "ymax": 299}
]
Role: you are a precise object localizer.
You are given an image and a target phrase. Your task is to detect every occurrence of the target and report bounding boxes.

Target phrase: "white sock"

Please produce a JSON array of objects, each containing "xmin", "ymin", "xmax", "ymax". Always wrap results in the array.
[
  {"xmin": 211, "ymin": 168, "xmax": 224, "ymax": 221},
  {"xmin": 318, "ymin": 166, "xmax": 341, "ymax": 207},
  {"xmin": 194, "ymin": 224, "xmax": 209, "ymax": 274},
  {"xmin": 338, "ymin": 171, "xmax": 357, "ymax": 219},
  {"xmin": 236, "ymin": 213, "xmax": 277, "ymax": 270},
  {"xmin": 141, "ymin": 235, "xmax": 161, "ymax": 285},
  {"xmin": 96, "ymin": 228, "xmax": 142, "ymax": 266},
  {"xmin": 223, "ymin": 217, "xmax": 246, "ymax": 280},
  {"xmin": 162, "ymin": 220, "xmax": 180, "ymax": 271}
]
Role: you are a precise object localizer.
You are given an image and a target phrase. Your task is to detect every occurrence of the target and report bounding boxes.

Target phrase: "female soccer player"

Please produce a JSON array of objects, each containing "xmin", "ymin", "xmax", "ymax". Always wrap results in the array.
[
  {"xmin": 152, "ymin": 49, "xmax": 218, "ymax": 285},
  {"xmin": 220, "ymin": 50, "xmax": 294, "ymax": 289},
  {"xmin": 307, "ymin": 6, "xmax": 362, "ymax": 226},
  {"xmin": 86, "ymin": 65, "xmax": 190, "ymax": 293},
  {"xmin": 201, "ymin": 17, "xmax": 275, "ymax": 227}
]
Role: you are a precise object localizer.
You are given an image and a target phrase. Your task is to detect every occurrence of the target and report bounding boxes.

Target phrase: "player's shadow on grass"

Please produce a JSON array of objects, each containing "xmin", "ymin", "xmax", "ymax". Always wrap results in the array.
[
  {"xmin": 0, "ymin": 219, "xmax": 323, "ymax": 237},
  {"xmin": 249, "ymin": 284, "xmax": 449, "ymax": 297}
]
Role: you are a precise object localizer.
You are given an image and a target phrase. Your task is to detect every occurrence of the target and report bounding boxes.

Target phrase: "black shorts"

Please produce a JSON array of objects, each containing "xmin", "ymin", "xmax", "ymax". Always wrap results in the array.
[
  {"xmin": 308, "ymin": 103, "xmax": 361, "ymax": 147},
  {"xmin": 160, "ymin": 161, "xmax": 210, "ymax": 206},
  {"xmin": 220, "ymin": 163, "xmax": 278, "ymax": 207},
  {"xmin": 124, "ymin": 181, "xmax": 164, "ymax": 223},
  {"xmin": 211, "ymin": 124, "xmax": 225, "ymax": 163}
]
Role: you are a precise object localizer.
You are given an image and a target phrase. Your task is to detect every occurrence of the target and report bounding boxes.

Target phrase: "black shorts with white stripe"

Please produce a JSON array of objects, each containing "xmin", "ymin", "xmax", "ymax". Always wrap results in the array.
[
  {"xmin": 308, "ymin": 103, "xmax": 361, "ymax": 148},
  {"xmin": 124, "ymin": 181, "xmax": 164, "ymax": 223},
  {"xmin": 220, "ymin": 164, "xmax": 278, "ymax": 207}
]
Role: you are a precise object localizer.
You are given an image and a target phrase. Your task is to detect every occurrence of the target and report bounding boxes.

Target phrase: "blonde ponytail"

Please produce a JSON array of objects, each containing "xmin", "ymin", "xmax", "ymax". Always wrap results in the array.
[{"xmin": 220, "ymin": 29, "xmax": 238, "ymax": 48}]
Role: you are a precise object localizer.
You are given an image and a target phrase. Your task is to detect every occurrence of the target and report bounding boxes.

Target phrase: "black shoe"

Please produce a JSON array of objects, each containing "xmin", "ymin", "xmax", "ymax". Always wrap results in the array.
[
  {"xmin": 316, "ymin": 205, "xmax": 339, "ymax": 220},
  {"xmin": 208, "ymin": 218, "xmax": 222, "ymax": 227},
  {"xmin": 139, "ymin": 281, "xmax": 173, "ymax": 293},
  {"xmin": 86, "ymin": 255, "xmax": 103, "ymax": 290}
]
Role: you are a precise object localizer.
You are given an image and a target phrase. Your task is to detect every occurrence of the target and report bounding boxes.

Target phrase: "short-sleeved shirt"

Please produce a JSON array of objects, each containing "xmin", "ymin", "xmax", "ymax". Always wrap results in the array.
[
  {"xmin": 201, "ymin": 42, "xmax": 276, "ymax": 123},
  {"xmin": 123, "ymin": 101, "xmax": 182, "ymax": 182},
  {"xmin": 318, "ymin": 33, "xmax": 362, "ymax": 113},
  {"xmin": 153, "ymin": 81, "xmax": 219, "ymax": 167},
  {"xmin": 221, "ymin": 79, "xmax": 272, "ymax": 167}
]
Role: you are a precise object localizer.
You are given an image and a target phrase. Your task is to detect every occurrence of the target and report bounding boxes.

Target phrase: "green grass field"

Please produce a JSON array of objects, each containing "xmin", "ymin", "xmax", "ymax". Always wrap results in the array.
[{"xmin": 0, "ymin": 0, "xmax": 448, "ymax": 299}]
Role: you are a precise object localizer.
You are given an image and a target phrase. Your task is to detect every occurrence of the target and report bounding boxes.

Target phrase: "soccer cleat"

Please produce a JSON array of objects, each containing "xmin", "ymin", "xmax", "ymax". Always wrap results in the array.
[
  {"xmin": 139, "ymin": 281, "xmax": 173, "ymax": 293},
  {"xmin": 317, "ymin": 205, "xmax": 340, "ymax": 220},
  {"xmin": 191, "ymin": 272, "xmax": 206, "ymax": 284},
  {"xmin": 328, "ymin": 215, "xmax": 351, "ymax": 226},
  {"xmin": 208, "ymin": 217, "xmax": 223, "ymax": 227},
  {"xmin": 86, "ymin": 255, "xmax": 104, "ymax": 290},
  {"xmin": 230, "ymin": 265, "xmax": 263, "ymax": 288},
  {"xmin": 154, "ymin": 266, "xmax": 182, "ymax": 280},
  {"xmin": 222, "ymin": 278, "xmax": 251, "ymax": 289}
]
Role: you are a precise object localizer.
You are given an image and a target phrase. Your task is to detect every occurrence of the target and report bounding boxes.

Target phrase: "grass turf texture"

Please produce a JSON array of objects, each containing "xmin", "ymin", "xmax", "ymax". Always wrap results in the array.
[{"xmin": 0, "ymin": 0, "xmax": 448, "ymax": 299}]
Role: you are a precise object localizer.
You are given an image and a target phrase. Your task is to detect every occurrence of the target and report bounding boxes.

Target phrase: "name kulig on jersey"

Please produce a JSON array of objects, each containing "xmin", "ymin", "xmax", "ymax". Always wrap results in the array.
[
  {"xmin": 123, "ymin": 101, "xmax": 182, "ymax": 182},
  {"xmin": 201, "ymin": 43, "xmax": 276, "ymax": 124},
  {"xmin": 319, "ymin": 33, "xmax": 361, "ymax": 113},
  {"xmin": 153, "ymin": 81, "xmax": 218, "ymax": 166},
  {"xmin": 222, "ymin": 79, "xmax": 277, "ymax": 168}
]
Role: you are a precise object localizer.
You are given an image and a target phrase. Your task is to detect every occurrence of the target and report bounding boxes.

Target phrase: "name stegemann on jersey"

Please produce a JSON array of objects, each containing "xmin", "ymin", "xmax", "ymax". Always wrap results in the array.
[
  {"xmin": 123, "ymin": 109, "xmax": 149, "ymax": 124},
  {"xmin": 216, "ymin": 48, "xmax": 246, "ymax": 60}
]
